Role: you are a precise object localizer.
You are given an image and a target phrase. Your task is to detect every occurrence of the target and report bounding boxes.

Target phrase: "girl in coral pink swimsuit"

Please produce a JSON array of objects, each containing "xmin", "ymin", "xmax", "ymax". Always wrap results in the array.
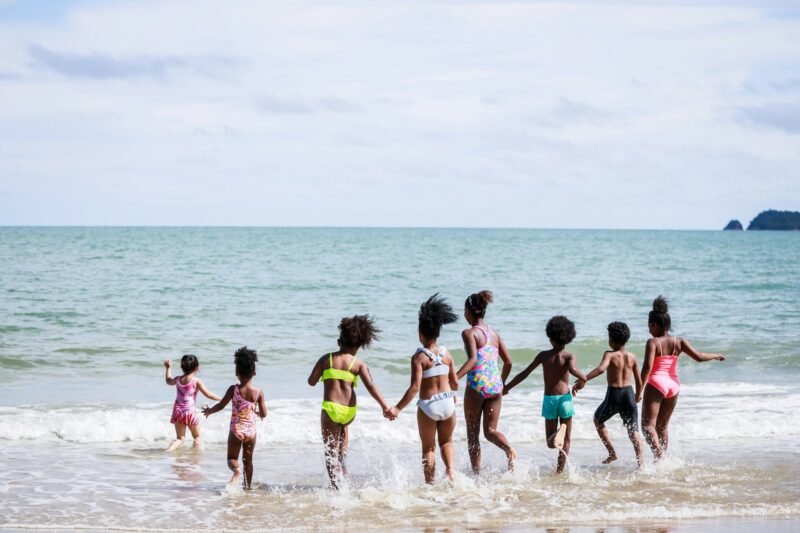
[{"xmin": 640, "ymin": 296, "xmax": 725, "ymax": 460}]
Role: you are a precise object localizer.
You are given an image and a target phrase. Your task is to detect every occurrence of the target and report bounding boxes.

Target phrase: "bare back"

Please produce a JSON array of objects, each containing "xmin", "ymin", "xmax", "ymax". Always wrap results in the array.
[
  {"xmin": 415, "ymin": 348, "xmax": 456, "ymax": 400},
  {"xmin": 539, "ymin": 349, "xmax": 575, "ymax": 396},
  {"xmin": 321, "ymin": 352, "xmax": 359, "ymax": 408},
  {"xmin": 605, "ymin": 350, "xmax": 638, "ymax": 387}
]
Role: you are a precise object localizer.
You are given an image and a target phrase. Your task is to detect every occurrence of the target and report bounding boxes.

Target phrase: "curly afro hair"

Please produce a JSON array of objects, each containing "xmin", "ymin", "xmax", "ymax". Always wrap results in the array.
[
  {"xmin": 546, "ymin": 315, "xmax": 576, "ymax": 346},
  {"xmin": 339, "ymin": 314, "xmax": 380, "ymax": 350},
  {"xmin": 607, "ymin": 321, "xmax": 630, "ymax": 346},
  {"xmin": 465, "ymin": 290, "xmax": 493, "ymax": 319},
  {"xmin": 234, "ymin": 346, "xmax": 258, "ymax": 378},
  {"xmin": 418, "ymin": 293, "xmax": 458, "ymax": 339},
  {"xmin": 648, "ymin": 295, "xmax": 671, "ymax": 332}
]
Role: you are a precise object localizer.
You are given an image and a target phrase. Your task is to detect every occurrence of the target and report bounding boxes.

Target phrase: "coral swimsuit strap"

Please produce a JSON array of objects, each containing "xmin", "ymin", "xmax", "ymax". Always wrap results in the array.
[{"xmin": 655, "ymin": 336, "xmax": 679, "ymax": 356}]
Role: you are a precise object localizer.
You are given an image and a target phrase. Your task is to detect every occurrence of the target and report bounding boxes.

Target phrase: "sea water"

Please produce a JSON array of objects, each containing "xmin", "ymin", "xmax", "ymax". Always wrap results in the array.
[{"xmin": 0, "ymin": 227, "xmax": 798, "ymax": 530}]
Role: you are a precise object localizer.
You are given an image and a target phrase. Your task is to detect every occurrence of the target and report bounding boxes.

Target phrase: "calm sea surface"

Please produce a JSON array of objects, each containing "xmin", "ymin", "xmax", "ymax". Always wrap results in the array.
[{"xmin": 1, "ymin": 227, "xmax": 798, "ymax": 530}]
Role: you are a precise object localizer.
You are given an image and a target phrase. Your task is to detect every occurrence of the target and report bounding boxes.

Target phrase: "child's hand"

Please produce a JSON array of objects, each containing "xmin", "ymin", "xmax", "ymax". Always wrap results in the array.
[
  {"xmin": 635, "ymin": 392, "xmax": 642, "ymax": 403},
  {"xmin": 384, "ymin": 407, "xmax": 398, "ymax": 420},
  {"xmin": 715, "ymin": 354, "xmax": 725, "ymax": 361},
  {"xmin": 571, "ymin": 379, "xmax": 586, "ymax": 397},
  {"xmin": 163, "ymin": 359, "xmax": 172, "ymax": 369},
  {"xmin": 202, "ymin": 406, "xmax": 212, "ymax": 418}
]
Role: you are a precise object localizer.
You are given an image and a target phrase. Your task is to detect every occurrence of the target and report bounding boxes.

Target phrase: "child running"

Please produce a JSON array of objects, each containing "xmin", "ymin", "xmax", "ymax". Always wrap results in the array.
[
  {"xmin": 640, "ymin": 296, "xmax": 724, "ymax": 460},
  {"xmin": 202, "ymin": 347, "xmax": 267, "ymax": 489},
  {"xmin": 307, "ymin": 315, "xmax": 391, "ymax": 489},
  {"xmin": 504, "ymin": 316, "xmax": 587, "ymax": 473},
  {"xmin": 572, "ymin": 321, "xmax": 644, "ymax": 468},
  {"xmin": 387, "ymin": 294, "xmax": 460, "ymax": 484},
  {"xmin": 456, "ymin": 290, "xmax": 516, "ymax": 474},
  {"xmin": 163, "ymin": 354, "xmax": 220, "ymax": 451}
]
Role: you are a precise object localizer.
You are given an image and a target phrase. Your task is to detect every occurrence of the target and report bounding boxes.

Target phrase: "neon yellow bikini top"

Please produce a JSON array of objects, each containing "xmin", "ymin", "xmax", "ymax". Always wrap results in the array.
[{"xmin": 321, "ymin": 353, "xmax": 358, "ymax": 387}]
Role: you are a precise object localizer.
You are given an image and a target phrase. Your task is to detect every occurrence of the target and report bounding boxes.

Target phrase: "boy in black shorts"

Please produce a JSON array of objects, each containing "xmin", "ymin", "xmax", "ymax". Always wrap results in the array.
[{"xmin": 573, "ymin": 321, "xmax": 644, "ymax": 468}]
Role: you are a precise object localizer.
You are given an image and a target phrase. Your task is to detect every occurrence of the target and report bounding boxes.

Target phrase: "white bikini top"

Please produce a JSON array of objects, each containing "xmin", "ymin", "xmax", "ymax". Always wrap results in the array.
[{"xmin": 417, "ymin": 346, "xmax": 450, "ymax": 379}]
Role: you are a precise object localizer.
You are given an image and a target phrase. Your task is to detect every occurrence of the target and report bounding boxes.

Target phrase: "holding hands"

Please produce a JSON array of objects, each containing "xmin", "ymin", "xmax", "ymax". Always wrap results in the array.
[
  {"xmin": 383, "ymin": 406, "xmax": 398, "ymax": 421},
  {"xmin": 571, "ymin": 378, "xmax": 586, "ymax": 397}
]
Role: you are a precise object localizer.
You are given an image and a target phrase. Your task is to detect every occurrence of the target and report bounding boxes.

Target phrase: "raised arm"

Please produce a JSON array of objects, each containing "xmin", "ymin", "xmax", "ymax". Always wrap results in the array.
[
  {"xmin": 456, "ymin": 329, "xmax": 479, "ymax": 379},
  {"xmin": 390, "ymin": 354, "xmax": 423, "ymax": 417},
  {"xmin": 497, "ymin": 333, "xmax": 513, "ymax": 383},
  {"xmin": 202, "ymin": 385, "xmax": 234, "ymax": 417},
  {"xmin": 358, "ymin": 362, "xmax": 390, "ymax": 412},
  {"xmin": 678, "ymin": 337, "xmax": 725, "ymax": 362},
  {"xmin": 196, "ymin": 379, "xmax": 221, "ymax": 401},
  {"xmin": 256, "ymin": 390, "xmax": 267, "ymax": 420},
  {"xmin": 164, "ymin": 359, "xmax": 176, "ymax": 385},
  {"xmin": 307, "ymin": 356, "xmax": 324, "ymax": 386},
  {"xmin": 504, "ymin": 353, "xmax": 541, "ymax": 394}
]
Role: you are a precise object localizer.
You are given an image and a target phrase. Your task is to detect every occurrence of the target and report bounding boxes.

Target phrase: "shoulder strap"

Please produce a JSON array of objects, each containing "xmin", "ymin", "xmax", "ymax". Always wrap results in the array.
[
  {"xmin": 476, "ymin": 325, "xmax": 490, "ymax": 346},
  {"xmin": 437, "ymin": 346, "xmax": 446, "ymax": 364},
  {"xmin": 328, "ymin": 353, "xmax": 333, "ymax": 369},
  {"xmin": 672, "ymin": 336, "xmax": 679, "ymax": 355},
  {"xmin": 654, "ymin": 337, "xmax": 662, "ymax": 356},
  {"xmin": 347, "ymin": 356, "xmax": 357, "ymax": 372},
  {"xmin": 416, "ymin": 347, "xmax": 435, "ymax": 360}
]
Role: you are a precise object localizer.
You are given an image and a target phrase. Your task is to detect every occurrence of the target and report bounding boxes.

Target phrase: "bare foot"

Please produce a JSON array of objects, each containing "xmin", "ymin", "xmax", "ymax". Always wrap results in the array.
[
  {"xmin": 228, "ymin": 468, "xmax": 241, "ymax": 488},
  {"xmin": 165, "ymin": 438, "xmax": 184, "ymax": 452},
  {"xmin": 192, "ymin": 439, "xmax": 203, "ymax": 450},
  {"xmin": 602, "ymin": 453, "xmax": 618, "ymax": 464},
  {"xmin": 507, "ymin": 447, "xmax": 517, "ymax": 472},
  {"xmin": 553, "ymin": 425, "xmax": 567, "ymax": 449},
  {"xmin": 446, "ymin": 469, "xmax": 455, "ymax": 484}
]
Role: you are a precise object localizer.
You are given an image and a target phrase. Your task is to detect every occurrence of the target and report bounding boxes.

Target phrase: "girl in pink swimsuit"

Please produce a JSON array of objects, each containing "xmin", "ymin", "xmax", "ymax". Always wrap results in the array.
[
  {"xmin": 640, "ymin": 296, "xmax": 725, "ymax": 460},
  {"xmin": 203, "ymin": 347, "xmax": 267, "ymax": 489},
  {"xmin": 163, "ymin": 354, "xmax": 220, "ymax": 451}
]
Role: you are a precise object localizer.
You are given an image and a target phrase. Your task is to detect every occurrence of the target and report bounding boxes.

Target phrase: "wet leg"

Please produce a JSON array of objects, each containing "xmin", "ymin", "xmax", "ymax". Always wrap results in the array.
[
  {"xmin": 241, "ymin": 437, "xmax": 256, "ymax": 489},
  {"xmin": 463, "ymin": 387, "xmax": 483, "ymax": 475},
  {"xmin": 188, "ymin": 424, "xmax": 202, "ymax": 449},
  {"xmin": 226, "ymin": 431, "xmax": 243, "ymax": 487},
  {"xmin": 556, "ymin": 417, "xmax": 572, "ymax": 474},
  {"xmin": 437, "ymin": 412, "xmax": 457, "ymax": 483},
  {"xmin": 166, "ymin": 423, "xmax": 186, "ymax": 451},
  {"xmin": 656, "ymin": 394, "xmax": 678, "ymax": 453},
  {"xmin": 417, "ymin": 409, "xmax": 438, "ymax": 484},
  {"xmin": 482, "ymin": 395, "xmax": 515, "ymax": 471},
  {"xmin": 594, "ymin": 417, "xmax": 617, "ymax": 464},
  {"xmin": 641, "ymin": 385, "xmax": 664, "ymax": 459},
  {"xmin": 321, "ymin": 410, "xmax": 344, "ymax": 489}
]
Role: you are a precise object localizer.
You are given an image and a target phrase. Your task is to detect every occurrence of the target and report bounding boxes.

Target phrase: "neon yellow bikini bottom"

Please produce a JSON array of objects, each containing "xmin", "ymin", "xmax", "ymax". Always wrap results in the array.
[{"xmin": 322, "ymin": 401, "xmax": 358, "ymax": 425}]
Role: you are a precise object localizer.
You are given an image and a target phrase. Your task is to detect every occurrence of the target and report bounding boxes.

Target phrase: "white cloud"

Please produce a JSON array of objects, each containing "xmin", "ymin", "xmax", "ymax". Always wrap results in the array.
[{"xmin": 0, "ymin": 0, "xmax": 799, "ymax": 228}]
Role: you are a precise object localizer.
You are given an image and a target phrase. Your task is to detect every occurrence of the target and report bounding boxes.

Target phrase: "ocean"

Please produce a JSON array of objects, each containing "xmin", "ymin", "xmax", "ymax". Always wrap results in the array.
[{"xmin": 0, "ymin": 227, "xmax": 798, "ymax": 531}]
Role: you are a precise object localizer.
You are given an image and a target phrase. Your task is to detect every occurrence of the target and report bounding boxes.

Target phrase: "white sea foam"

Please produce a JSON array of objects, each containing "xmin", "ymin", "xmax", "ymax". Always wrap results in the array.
[{"xmin": 1, "ymin": 382, "xmax": 798, "ymax": 446}]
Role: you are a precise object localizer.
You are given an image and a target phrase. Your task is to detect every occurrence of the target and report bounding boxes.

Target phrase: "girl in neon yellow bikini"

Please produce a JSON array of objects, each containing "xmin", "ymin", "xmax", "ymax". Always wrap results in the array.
[{"xmin": 307, "ymin": 314, "xmax": 391, "ymax": 489}]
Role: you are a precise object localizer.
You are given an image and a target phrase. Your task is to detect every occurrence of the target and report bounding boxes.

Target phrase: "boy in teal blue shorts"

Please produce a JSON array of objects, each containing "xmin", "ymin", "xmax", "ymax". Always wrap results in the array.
[{"xmin": 504, "ymin": 316, "xmax": 586, "ymax": 473}]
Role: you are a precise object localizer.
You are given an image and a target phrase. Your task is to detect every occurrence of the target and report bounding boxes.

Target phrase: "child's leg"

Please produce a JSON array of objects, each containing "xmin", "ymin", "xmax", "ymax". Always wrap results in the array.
[
  {"xmin": 627, "ymin": 426, "xmax": 644, "ymax": 469},
  {"xmin": 226, "ymin": 431, "xmax": 243, "ymax": 486},
  {"xmin": 437, "ymin": 413, "xmax": 457, "ymax": 482},
  {"xmin": 338, "ymin": 425, "xmax": 350, "ymax": 476},
  {"xmin": 320, "ymin": 411, "xmax": 344, "ymax": 489},
  {"xmin": 641, "ymin": 386, "xmax": 664, "ymax": 459},
  {"xmin": 416, "ymin": 408, "xmax": 438, "ymax": 484},
  {"xmin": 481, "ymin": 395, "xmax": 516, "ymax": 471},
  {"xmin": 556, "ymin": 417, "xmax": 572, "ymax": 474},
  {"xmin": 166, "ymin": 423, "xmax": 186, "ymax": 451},
  {"xmin": 241, "ymin": 436, "xmax": 256, "ymax": 489},
  {"xmin": 188, "ymin": 424, "xmax": 202, "ymax": 449},
  {"xmin": 655, "ymin": 395, "xmax": 678, "ymax": 453},
  {"xmin": 594, "ymin": 417, "xmax": 617, "ymax": 463},
  {"xmin": 545, "ymin": 418, "xmax": 560, "ymax": 449},
  {"xmin": 463, "ymin": 387, "xmax": 483, "ymax": 475}
]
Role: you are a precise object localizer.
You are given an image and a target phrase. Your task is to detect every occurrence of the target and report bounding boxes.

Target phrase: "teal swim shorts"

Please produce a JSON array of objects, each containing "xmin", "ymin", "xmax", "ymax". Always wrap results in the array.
[{"xmin": 541, "ymin": 393, "xmax": 575, "ymax": 420}]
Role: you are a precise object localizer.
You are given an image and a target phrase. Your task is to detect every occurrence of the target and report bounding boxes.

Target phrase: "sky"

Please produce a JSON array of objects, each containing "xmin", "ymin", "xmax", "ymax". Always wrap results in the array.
[{"xmin": 0, "ymin": 0, "xmax": 799, "ymax": 229}]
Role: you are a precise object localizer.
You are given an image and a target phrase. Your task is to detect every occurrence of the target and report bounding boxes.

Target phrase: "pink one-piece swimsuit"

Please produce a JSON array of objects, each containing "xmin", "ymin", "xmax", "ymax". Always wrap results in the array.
[
  {"xmin": 230, "ymin": 385, "xmax": 259, "ymax": 442},
  {"xmin": 647, "ymin": 336, "xmax": 680, "ymax": 398},
  {"xmin": 171, "ymin": 376, "xmax": 199, "ymax": 426}
]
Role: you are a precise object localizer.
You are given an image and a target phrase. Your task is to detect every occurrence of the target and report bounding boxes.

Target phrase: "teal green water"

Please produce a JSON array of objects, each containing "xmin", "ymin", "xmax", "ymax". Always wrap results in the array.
[
  {"xmin": 1, "ymin": 227, "xmax": 798, "ymax": 400},
  {"xmin": 1, "ymin": 227, "xmax": 799, "ymax": 530}
]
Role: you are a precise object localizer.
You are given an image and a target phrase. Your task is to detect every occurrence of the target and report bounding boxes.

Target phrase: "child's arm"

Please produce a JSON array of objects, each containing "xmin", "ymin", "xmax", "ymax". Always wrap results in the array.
[
  {"xmin": 456, "ymin": 329, "xmax": 479, "ymax": 379},
  {"xmin": 256, "ymin": 390, "xmax": 267, "ymax": 420},
  {"xmin": 503, "ymin": 353, "xmax": 541, "ymax": 394},
  {"xmin": 567, "ymin": 353, "xmax": 588, "ymax": 388},
  {"xmin": 307, "ymin": 357, "xmax": 324, "ymax": 386},
  {"xmin": 639, "ymin": 339, "xmax": 656, "ymax": 401},
  {"xmin": 497, "ymin": 333, "xmax": 513, "ymax": 384},
  {"xmin": 572, "ymin": 352, "xmax": 609, "ymax": 396},
  {"xmin": 447, "ymin": 350, "xmax": 459, "ymax": 392},
  {"xmin": 196, "ymin": 379, "xmax": 221, "ymax": 401},
  {"xmin": 202, "ymin": 385, "xmax": 234, "ymax": 417},
  {"xmin": 164, "ymin": 360, "xmax": 176, "ymax": 385},
  {"xmin": 389, "ymin": 354, "xmax": 423, "ymax": 418},
  {"xmin": 358, "ymin": 362, "xmax": 390, "ymax": 413},
  {"xmin": 632, "ymin": 355, "xmax": 643, "ymax": 403},
  {"xmin": 679, "ymin": 337, "xmax": 725, "ymax": 362}
]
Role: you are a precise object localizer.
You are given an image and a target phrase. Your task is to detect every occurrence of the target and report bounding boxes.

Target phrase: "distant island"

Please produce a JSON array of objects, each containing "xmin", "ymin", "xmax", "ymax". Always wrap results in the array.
[
  {"xmin": 723, "ymin": 220, "xmax": 743, "ymax": 231},
  {"xmin": 747, "ymin": 210, "xmax": 800, "ymax": 231}
]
